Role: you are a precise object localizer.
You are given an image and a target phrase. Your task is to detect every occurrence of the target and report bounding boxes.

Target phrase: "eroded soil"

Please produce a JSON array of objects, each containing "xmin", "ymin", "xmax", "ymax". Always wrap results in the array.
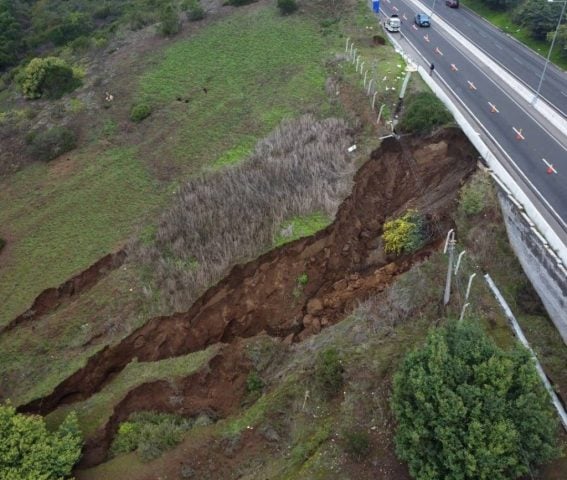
[{"xmin": 21, "ymin": 127, "xmax": 477, "ymax": 426}]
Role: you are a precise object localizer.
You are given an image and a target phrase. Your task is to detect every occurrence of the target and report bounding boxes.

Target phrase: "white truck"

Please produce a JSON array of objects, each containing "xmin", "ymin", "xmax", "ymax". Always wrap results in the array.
[{"xmin": 384, "ymin": 14, "xmax": 401, "ymax": 33}]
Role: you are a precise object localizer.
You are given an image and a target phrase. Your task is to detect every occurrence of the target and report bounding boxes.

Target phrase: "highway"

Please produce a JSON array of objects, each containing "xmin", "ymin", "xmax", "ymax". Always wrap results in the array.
[
  {"xmin": 377, "ymin": 0, "xmax": 567, "ymax": 245},
  {"xmin": 419, "ymin": 0, "xmax": 567, "ymax": 117}
]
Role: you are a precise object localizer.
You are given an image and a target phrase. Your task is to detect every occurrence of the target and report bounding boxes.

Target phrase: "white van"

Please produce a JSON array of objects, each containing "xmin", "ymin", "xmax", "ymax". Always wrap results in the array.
[{"xmin": 384, "ymin": 14, "xmax": 401, "ymax": 33}]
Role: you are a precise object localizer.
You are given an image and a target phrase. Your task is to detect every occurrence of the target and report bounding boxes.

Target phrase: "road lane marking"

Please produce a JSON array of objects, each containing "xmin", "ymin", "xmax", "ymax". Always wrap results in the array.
[
  {"xmin": 412, "ymin": 24, "xmax": 418, "ymax": 30},
  {"xmin": 561, "ymin": 91, "xmax": 567, "ymax": 97},
  {"xmin": 435, "ymin": 47, "xmax": 443, "ymax": 56},
  {"xmin": 513, "ymin": 127, "xmax": 525, "ymax": 140},
  {"xmin": 450, "ymin": 63, "xmax": 459, "ymax": 72},
  {"xmin": 488, "ymin": 102, "xmax": 499, "ymax": 113},
  {"xmin": 403, "ymin": 14, "xmax": 408, "ymax": 20},
  {"xmin": 424, "ymin": 34, "xmax": 430, "ymax": 42},
  {"xmin": 467, "ymin": 81, "xmax": 477, "ymax": 91},
  {"xmin": 542, "ymin": 158, "xmax": 558, "ymax": 175},
  {"xmin": 393, "ymin": 5, "xmax": 398, "ymax": 11}
]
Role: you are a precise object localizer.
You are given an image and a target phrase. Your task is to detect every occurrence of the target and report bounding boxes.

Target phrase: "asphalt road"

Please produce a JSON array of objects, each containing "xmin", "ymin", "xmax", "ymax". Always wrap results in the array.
[
  {"xmin": 419, "ymin": 0, "xmax": 567, "ymax": 117},
  {"xmin": 377, "ymin": 0, "xmax": 567, "ymax": 239}
]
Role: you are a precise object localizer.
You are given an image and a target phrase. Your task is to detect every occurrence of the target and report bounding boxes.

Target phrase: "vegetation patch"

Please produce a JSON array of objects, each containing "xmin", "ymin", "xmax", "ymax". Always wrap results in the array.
[
  {"xmin": 314, "ymin": 347, "xmax": 344, "ymax": 398},
  {"xmin": 137, "ymin": 7, "xmax": 333, "ymax": 168},
  {"xmin": 110, "ymin": 411, "xmax": 193, "ymax": 461},
  {"xmin": 27, "ymin": 126, "xmax": 77, "ymax": 162},
  {"xmin": 274, "ymin": 212, "xmax": 331, "ymax": 247},
  {"xmin": 132, "ymin": 115, "xmax": 354, "ymax": 312},
  {"xmin": 382, "ymin": 209, "xmax": 426, "ymax": 255},
  {"xmin": 129, "ymin": 102, "xmax": 152, "ymax": 123},
  {"xmin": 0, "ymin": 147, "xmax": 164, "ymax": 326},
  {"xmin": 17, "ymin": 57, "xmax": 81, "ymax": 100},
  {"xmin": 398, "ymin": 92, "xmax": 452, "ymax": 134}
]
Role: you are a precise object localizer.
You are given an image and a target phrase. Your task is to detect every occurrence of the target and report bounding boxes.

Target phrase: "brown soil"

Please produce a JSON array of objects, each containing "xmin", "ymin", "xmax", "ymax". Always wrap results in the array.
[
  {"xmin": 21, "ymin": 127, "xmax": 477, "ymax": 418},
  {"xmin": 80, "ymin": 343, "xmax": 251, "ymax": 468},
  {"xmin": 0, "ymin": 250, "xmax": 126, "ymax": 334}
]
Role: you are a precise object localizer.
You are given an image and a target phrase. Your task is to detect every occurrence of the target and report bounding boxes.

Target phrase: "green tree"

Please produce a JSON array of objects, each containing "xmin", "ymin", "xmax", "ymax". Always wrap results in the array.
[
  {"xmin": 397, "ymin": 92, "xmax": 452, "ymax": 134},
  {"xmin": 0, "ymin": 404, "xmax": 83, "ymax": 479},
  {"xmin": 549, "ymin": 24, "xmax": 567, "ymax": 59},
  {"xmin": 392, "ymin": 321, "xmax": 558, "ymax": 480},
  {"xmin": 512, "ymin": 0, "xmax": 562, "ymax": 40},
  {"xmin": 0, "ymin": 0, "xmax": 23, "ymax": 69},
  {"xmin": 278, "ymin": 0, "xmax": 298, "ymax": 15},
  {"xmin": 382, "ymin": 209, "xmax": 425, "ymax": 255},
  {"xmin": 158, "ymin": 2, "xmax": 181, "ymax": 36},
  {"xmin": 18, "ymin": 57, "xmax": 81, "ymax": 100}
]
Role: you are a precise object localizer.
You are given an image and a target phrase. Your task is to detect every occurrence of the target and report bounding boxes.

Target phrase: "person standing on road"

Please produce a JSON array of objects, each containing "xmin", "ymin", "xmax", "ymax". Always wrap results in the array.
[{"xmin": 429, "ymin": 63, "xmax": 435, "ymax": 75}]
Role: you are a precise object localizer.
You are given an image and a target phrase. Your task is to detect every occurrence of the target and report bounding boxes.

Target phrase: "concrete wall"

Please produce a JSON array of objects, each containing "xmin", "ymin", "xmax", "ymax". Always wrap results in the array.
[{"xmin": 499, "ymin": 194, "xmax": 567, "ymax": 343}]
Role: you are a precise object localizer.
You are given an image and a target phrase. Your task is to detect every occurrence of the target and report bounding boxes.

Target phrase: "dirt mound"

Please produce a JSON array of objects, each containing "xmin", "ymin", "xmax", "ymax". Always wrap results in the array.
[
  {"xmin": 1, "ymin": 250, "xmax": 126, "ymax": 334},
  {"xmin": 80, "ymin": 343, "xmax": 251, "ymax": 468},
  {"xmin": 21, "ymin": 128, "xmax": 477, "ymax": 416}
]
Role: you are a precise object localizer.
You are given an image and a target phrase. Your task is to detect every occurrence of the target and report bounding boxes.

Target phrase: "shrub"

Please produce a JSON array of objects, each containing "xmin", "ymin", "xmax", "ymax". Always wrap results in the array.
[
  {"xmin": 246, "ymin": 371, "xmax": 264, "ymax": 393},
  {"xmin": 382, "ymin": 209, "xmax": 425, "ymax": 255},
  {"xmin": 343, "ymin": 429, "xmax": 371, "ymax": 460},
  {"xmin": 459, "ymin": 170, "xmax": 495, "ymax": 216},
  {"xmin": 315, "ymin": 347, "xmax": 344, "ymax": 396},
  {"xmin": 397, "ymin": 92, "xmax": 452, "ymax": 134},
  {"xmin": 278, "ymin": 0, "xmax": 298, "ymax": 15},
  {"xmin": 184, "ymin": 0, "xmax": 205, "ymax": 21},
  {"xmin": 392, "ymin": 321, "xmax": 558, "ymax": 480},
  {"xmin": 110, "ymin": 411, "xmax": 192, "ymax": 461},
  {"xmin": 228, "ymin": 0, "xmax": 257, "ymax": 5},
  {"xmin": 297, "ymin": 272, "xmax": 309, "ymax": 287},
  {"xmin": 158, "ymin": 3, "xmax": 181, "ymax": 36},
  {"xmin": 130, "ymin": 102, "xmax": 152, "ymax": 122},
  {"xmin": 27, "ymin": 126, "xmax": 77, "ymax": 162},
  {"xmin": 0, "ymin": 404, "xmax": 83, "ymax": 478},
  {"xmin": 0, "ymin": 237, "xmax": 5, "ymax": 252},
  {"xmin": 18, "ymin": 57, "xmax": 81, "ymax": 100}
]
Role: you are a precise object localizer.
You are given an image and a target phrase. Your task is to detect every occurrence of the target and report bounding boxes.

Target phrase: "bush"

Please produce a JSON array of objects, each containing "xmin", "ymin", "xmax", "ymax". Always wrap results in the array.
[
  {"xmin": 184, "ymin": 0, "xmax": 205, "ymax": 21},
  {"xmin": 27, "ymin": 126, "xmax": 77, "ymax": 162},
  {"xmin": 392, "ymin": 321, "xmax": 558, "ymax": 480},
  {"xmin": 228, "ymin": 0, "xmax": 257, "ymax": 5},
  {"xmin": 0, "ymin": 404, "xmax": 83, "ymax": 478},
  {"xmin": 158, "ymin": 3, "xmax": 181, "ymax": 36},
  {"xmin": 315, "ymin": 348, "xmax": 344, "ymax": 396},
  {"xmin": 110, "ymin": 411, "xmax": 192, "ymax": 461},
  {"xmin": 343, "ymin": 429, "xmax": 371, "ymax": 460},
  {"xmin": 397, "ymin": 92, "xmax": 452, "ymax": 134},
  {"xmin": 278, "ymin": 0, "xmax": 298, "ymax": 15},
  {"xmin": 459, "ymin": 170, "xmax": 495, "ymax": 216},
  {"xmin": 130, "ymin": 102, "xmax": 152, "ymax": 122},
  {"xmin": 0, "ymin": 237, "xmax": 5, "ymax": 252},
  {"xmin": 246, "ymin": 371, "xmax": 264, "ymax": 393},
  {"xmin": 18, "ymin": 57, "xmax": 81, "ymax": 100},
  {"xmin": 382, "ymin": 209, "xmax": 425, "ymax": 255}
]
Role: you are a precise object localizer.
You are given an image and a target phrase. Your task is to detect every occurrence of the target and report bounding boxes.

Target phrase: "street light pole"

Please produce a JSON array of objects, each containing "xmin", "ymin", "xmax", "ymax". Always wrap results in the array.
[
  {"xmin": 532, "ymin": 0, "xmax": 567, "ymax": 105},
  {"xmin": 431, "ymin": 0, "xmax": 438, "ymax": 17}
]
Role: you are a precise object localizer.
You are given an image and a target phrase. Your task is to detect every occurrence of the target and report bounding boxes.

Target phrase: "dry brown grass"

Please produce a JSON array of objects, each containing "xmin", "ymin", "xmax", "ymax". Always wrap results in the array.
[{"xmin": 132, "ymin": 115, "xmax": 356, "ymax": 311}]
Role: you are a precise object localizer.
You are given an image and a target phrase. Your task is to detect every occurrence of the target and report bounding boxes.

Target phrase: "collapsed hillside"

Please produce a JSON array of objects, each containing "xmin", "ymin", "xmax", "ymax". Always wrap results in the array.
[{"xmin": 22, "ymin": 127, "xmax": 477, "ymax": 425}]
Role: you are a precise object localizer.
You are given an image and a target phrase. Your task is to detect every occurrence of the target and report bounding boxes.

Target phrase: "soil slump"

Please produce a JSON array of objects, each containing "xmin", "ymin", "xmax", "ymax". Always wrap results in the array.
[
  {"xmin": 21, "ymin": 128, "xmax": 477, "ymax": 416},
  {"xmin": 80, "ymin": 345, "xmax": 251, "ymax": 467},
  {"xmin": 1, "ymin": 250, "xmax": 126, "ymax": 334}
]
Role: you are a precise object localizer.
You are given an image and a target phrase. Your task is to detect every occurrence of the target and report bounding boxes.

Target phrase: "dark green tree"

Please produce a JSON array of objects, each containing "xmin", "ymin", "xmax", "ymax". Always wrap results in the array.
[
  {"xmin": 158, "ymin": 2, "xmax": 181, "ymax": 36},
  {"xmin": 392, "ymin": 321, "xmax": 558, "ymax": 480},
  {"xmin": 512, "ymin": 0, "xmax": 562, "ymax": 40},
  {"xmin": 0, "ymin": 0, "xmax": 23, "ymax": 69},
  {"xmin": 0, "ymin": 403, "xmax": 83, "ymax": 479},
  {"xmin": 18, "ymin": 57, "xmax": 81, "ymax": 99},
  {"xmin": 550, "ymin": 24, "xmax": 567, "ymax": 59},
  {"xmin": 277, "ymin": 0, "xmax": 298, "ymax": 15}
]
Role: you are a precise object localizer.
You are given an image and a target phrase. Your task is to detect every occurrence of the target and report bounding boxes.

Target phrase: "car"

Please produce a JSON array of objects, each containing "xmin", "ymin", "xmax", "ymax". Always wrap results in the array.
[
  {"xmin": 446, "ymin": 0, "xmax": 459, "ymax": 7},
  {"xmin": 415, "ymin": 13, "xmax": 431, "ymax": 27}
]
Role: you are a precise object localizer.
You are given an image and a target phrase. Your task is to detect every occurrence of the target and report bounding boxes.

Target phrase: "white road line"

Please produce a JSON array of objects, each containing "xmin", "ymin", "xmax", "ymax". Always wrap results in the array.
[
  {"xmin": 542, "ymin": 158, "xmax": 558, "ymax": 174},
  {"xmin": 513, "ymin": 127, "xmax": 525, "ymax": 140},
  {"xmin": 488, "ymin": 102, "xmax": 499, "ymax": 113},
  {"xmin": 467, "ymin": 81, "xmax": 477, "ymax": 91},
  {"xmin": 561, "ymin": 91, "xmax": 567, "ymax": 97}
]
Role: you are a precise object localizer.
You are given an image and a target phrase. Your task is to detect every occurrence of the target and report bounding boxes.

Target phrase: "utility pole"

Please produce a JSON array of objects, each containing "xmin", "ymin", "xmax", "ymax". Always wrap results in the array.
[{"xmin": 443, "ymin": 230, "xmax": 456, "ymax": 305}]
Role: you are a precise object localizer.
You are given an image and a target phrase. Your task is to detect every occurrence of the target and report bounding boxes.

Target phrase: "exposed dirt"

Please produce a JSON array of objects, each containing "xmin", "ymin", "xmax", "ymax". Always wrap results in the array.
[
  {"xmin": 0, "ymin": 250, "xmax": 126, "ymax": 334},
  {"xmin": 80, "ymin": 343, "xmax": 251, "ymax": 468},
  {"xmin": 20, "ymin": 127, "xmax": 477, "ymax": 418}
]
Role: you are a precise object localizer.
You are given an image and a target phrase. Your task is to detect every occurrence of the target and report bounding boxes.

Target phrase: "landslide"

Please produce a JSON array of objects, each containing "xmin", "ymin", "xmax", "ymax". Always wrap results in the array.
[
  {"xmin": 21, "ymin": 127, "xmax": 477, "ymax": 416},
  {"xmin": 79, "ymin": 343, "xmax": 251, "ymax": 467}
]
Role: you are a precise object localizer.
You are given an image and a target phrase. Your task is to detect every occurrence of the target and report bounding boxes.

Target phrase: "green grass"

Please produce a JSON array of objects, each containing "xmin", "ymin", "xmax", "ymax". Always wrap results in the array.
[
  {"xmin": 461, "ymin": 0, "xmax": 567, "ymax": 70},
  {"xmin": 210, "ymin": 137, "xmax": 256, "ymax": 169},
  {"xmin": 274, "ymin": 212, "xmax": 332, "ymax": 247},
  {"xmin": 0, "ymin": 147, "xmax": 164, "ymax": 326},
  {"xmin": 138, "ymin": 6, "xmax": 334, "ymax": 170},
  {"xmin": 45, "ymin": 345, "xmax": 219, "ymax": 437}
]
